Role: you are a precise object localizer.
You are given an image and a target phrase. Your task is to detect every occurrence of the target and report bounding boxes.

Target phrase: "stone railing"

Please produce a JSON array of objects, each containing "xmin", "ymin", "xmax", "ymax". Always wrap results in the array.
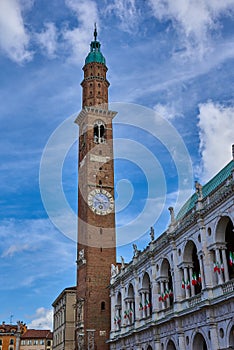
[
  {"xmin": 222, "ymin": 279, "xmax": 234, "ymax": 294},
  {"xmin": 188, "ymin": 294, "xmax": 202, "ymax": 308}
]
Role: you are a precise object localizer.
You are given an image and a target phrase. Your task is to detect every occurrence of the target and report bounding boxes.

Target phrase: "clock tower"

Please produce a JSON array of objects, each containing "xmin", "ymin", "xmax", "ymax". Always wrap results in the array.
[{"xmin": 75, "ymin": 26, "xmax": 116, "ymax": 350}]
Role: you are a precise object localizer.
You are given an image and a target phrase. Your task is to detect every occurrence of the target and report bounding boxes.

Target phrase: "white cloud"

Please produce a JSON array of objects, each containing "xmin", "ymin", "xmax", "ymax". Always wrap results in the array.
[
  {"xmin": 0, "ymin": 218, "xmax": 75, "ymax": 258},
  {"xmin": 63, "ymin": 0, "xmax": 99, "ymax": 63},
  {"xmin": 0, "ymin": 0, "xmax": 33, "ymax": 63},
  {"xmin": 28, "ymin": 307, "xmax": 53, "ymax": 330},
  {"xmin": 105, "ymin": 0, "xmax": 138, "ymax": 33},
  {"xmin": 197, "ymin": 101, "xmax": 234, "ymax": 182},
  {"xmin": 153, "ymin": 103, "xmax": 183, "ymax": 120},
  {"xmin": 35, "ymin": 23, "xmax": 58, "ymax": 58},
  {"xmin": 1, "ymin": 244, "xmax": 30, "ymax": 257},
  {"xmin": 148, "ymin": 0, "xmax": 234, "ymax": 59},
  {"xmin": 0, "ymin": 218, "xmax": 76, "ymax": 294}
]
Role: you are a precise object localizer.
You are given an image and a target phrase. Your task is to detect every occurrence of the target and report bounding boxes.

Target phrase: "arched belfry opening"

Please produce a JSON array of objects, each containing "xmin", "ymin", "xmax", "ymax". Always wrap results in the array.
[{"xmin": 94, "ymin": 120, "xmax": 106, "ymax": 144}]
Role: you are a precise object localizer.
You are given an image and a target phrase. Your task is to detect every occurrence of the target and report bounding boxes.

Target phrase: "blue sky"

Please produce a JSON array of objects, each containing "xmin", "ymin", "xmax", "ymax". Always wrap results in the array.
[{"xmin": 0, "ymin": 0, "xmax": 234, "ymax": 330}]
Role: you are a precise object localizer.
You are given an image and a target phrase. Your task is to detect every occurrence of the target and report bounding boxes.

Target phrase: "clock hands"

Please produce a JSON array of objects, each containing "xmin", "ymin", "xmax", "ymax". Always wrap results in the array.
[{"xmin": 88, "ymin": 189, "xmax": 114, "ymax": 215}]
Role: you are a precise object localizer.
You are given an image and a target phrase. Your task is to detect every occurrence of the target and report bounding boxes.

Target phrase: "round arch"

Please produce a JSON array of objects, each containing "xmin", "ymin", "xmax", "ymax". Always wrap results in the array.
[
  {"xmin": 141, "ymin": 272, "xmax": 152, "ymax": 315},
  {"xmin": 183, "ymin": 240, "xmax": 197, "ymax": 262},
  {"xmin": 93, "ymin": 119, "xmax": 106, "ymax": 144},
  {"xmin": 215, "ymin": 215, "xmax": 233, "ymax": 242},
  {"xmin": 142, "ymin": 271, "xmax": 151, "ymax": 289},
  {"xmin": 228, "ymin": 324, "xmax": 234, "ymax": 348},
  {"xmin": 183, "ymin": 240, "xmax": 201, "ymax": 295},
  {"xmin": 192, "ymin": 332, "xmax": 208, "ymax": 350},
  {"xmin": 159, "ymin": 258, "xmax": 174, "ymax": 307},
  {"xmin": 160, "ymin": 258, "xmax": 171, "ymax": 278},
  {"xmin": 126, "ymin": 283, "xmax": 135, "ymax": 324},
  {"xmin": 215, "ymin": 216, "xmax": 234, "ymax": 280},
  {"xmin": 166, "ymin": 339, "xmax": 177, "ymax": 350},
  {"xmin": 116, "ymin": 291, "xmax": 121, "ymax": 306},
  {"xmin": 146, "ymin": 345, "xmax": 153, "ymax": 350},
  {"xmin": 127, "ymin": 283, "xmax": 135, "ymax": 298}
]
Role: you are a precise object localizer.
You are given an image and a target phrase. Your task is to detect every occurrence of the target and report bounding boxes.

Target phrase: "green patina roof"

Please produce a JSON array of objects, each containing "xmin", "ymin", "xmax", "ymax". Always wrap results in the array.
[
  {"xmin": 177, "ymin": 159, "xmax": 234, "ymax": 220},
  {"xmin": 85, "ymin": 45, "xmax": 106, "ymax": 65},
  {"xmin": 85, "ymin": 25, "xmax": 106, "ymax": 65}
]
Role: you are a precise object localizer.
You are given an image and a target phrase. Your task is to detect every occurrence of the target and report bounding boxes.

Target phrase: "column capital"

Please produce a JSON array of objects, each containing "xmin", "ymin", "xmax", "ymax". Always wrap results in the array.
[{"xmin": 208, "ymin": 242, "xmax": 227, "ymax": 250}]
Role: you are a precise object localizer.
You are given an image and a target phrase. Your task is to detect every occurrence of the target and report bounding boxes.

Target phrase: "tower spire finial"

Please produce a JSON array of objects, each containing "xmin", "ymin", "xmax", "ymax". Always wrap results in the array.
[{"xmin": 94, "ymin": 22, "xmax": 97, "ymax": 41}]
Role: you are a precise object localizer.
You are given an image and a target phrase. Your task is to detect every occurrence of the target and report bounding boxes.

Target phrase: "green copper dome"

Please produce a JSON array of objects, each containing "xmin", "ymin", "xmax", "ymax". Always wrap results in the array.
[{"xmin": 85, "ymin": 26, "xmax": 106, "ymax": 65}]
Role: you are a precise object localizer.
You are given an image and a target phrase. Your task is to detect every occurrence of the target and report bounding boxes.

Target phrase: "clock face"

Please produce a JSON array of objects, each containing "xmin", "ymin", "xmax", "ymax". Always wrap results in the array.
[{"xmin": 88, "ymin": 189, "xmax": 114, "ymax": 215}]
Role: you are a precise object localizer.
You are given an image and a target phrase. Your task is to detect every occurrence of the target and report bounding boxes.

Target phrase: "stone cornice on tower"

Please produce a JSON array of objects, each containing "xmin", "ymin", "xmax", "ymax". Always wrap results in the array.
[{"xmin": 75, "ymin": 106, "xmax": 117, "ymax": 126}]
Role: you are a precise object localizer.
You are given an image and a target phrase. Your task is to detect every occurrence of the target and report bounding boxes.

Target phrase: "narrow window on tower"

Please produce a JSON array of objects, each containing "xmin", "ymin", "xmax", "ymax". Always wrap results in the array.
[
  {"xmin": 101, "ymin": 301, "xmax": 106, "ymax": 311},
  {"xmin": 93, "ymin": 120, "xmax": 106, "ymax": 144}
]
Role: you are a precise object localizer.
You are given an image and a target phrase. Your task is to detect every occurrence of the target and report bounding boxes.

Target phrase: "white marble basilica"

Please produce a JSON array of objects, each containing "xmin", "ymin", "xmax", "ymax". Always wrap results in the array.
[{"xmin": 109, "ymin": 147, "xmax": 234, "ymax": 350}]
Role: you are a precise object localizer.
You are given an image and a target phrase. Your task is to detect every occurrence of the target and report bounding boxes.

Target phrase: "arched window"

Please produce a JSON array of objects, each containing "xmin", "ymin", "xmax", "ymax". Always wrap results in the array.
[
  {"xmin": 224, "ymin": 218, "xmax": 234, "ymax": 280},
  {"xmin": 158, "ymin": 259, "xmax": 174, "ymax": 309},
  {"xmin": 166, "ymin": 340, "xmax": 177, "ymax": 350},
  {"xmin": 93, "ymin": 120, "xmax": 106, "ymax": 144},
  {"xmin": 229, "ymin": 325, "xmax": 234, "ymax": 348},
  {"xmin": 182, "ymin": 241, "xmax": 202, "ymax": 298},
  {"xmin": 101, "ymin": 301, "xmax": 105, "ymax": 311},
  {"xmin": 139, "ymin": 272, "xmax": 152, "ymax": 318},
  {"xmin": 193, "ymin": 332, "xmax": 208, "ymax": 350},
  {"xmin": 115, "ymin": 292, "xmax": 122, "ymax": 329},
  {"xmin": 124, "ymin": 284, "xmax": 135, "ymax": 325}
]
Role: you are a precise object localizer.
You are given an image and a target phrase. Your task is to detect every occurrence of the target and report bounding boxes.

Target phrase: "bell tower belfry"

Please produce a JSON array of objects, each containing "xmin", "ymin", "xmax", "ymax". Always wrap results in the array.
[{"xmin": 75, "ymin": 26, "xmax": 117, "ymax": 350}]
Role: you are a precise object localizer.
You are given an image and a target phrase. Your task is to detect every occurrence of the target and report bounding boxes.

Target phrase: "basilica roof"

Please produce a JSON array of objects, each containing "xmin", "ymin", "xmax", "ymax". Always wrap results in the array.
[{"xmin": 177, "ymin": 159, "xmax": 234, "ymax": 220}]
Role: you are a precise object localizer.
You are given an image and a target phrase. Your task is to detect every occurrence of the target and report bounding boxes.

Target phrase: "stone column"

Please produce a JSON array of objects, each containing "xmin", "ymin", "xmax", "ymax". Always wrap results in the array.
[
  {"xmin": 139, "ymin": 292, "xmax": 143, "ymax": 320},
  {"xmin": 189, "ymin": 267, "xmax": 195, "ymax": 297},
  {"xmin": 172, "ymin": 251, "xmax": 183, "ymax": 303},
  {"xmin": 198, "ymin": 254, "xmax": 205, "ymax": 289},
  {"xmin": 121, "ymin": 284, "xmax": 125, "ymax": 327},
  {"xmin": 209, "ymin": 325, "xmax": 219, "ymax": 349},
  {"xmin": 183, "ymin": 267, "xmax": 190, "ymax": 298},
  {"xmin": 165, "ymin": 281, "xmax": 170, "ymax": 308},
  {"xmin": 221, "ymin": 248, "xmax": 229, "ymax": 282},
  {"xmin": 205, "ymin": 250, "xmax": 215, "ymax": 288},
  {"xmin": 145, "ymin": 291, "xmax": 150, "ymax": 316},
  {"xmin": 160, "ymin": 280, "xmax": 165, "ymax": 309},
  {"xmin": 178, "ymin": 332, "xmax": 186, "ymax": 350},
  {"xmin": 126, "ymin": 301, "xmax": 130, "ymax": 324},
  {"xmin": 152, "ymin": 280, "xmax": 159, "ymax": 314},
  {"xmin": 215, "ymin": 248, "xmax": 223, "ymax": 284},
  {"xmin": 143, "ymin": 292, "xmax": 147, "ymax": 317},
  {"xmin": 110, "ymin": 290, "xmax": 116, "ymax": 332},
  {"xmin": 134, "ymin": 275, "xmax": 141, "ymax": 323}
]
